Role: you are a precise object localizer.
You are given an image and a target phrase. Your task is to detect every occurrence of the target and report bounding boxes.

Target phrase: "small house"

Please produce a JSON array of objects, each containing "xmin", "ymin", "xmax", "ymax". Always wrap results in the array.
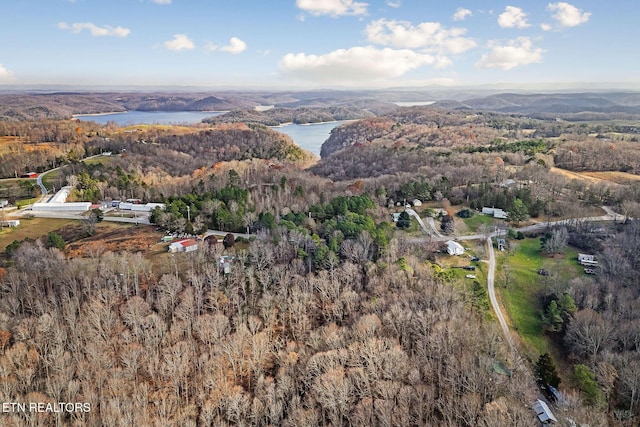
[
  {"xmin": 168, "ymin": 238, "xmax": 198, "ymax": 253},
  {"xmin": 482, "ymin": 207, "xmax": 508, "ymax": 219},
  {"xmin": 532, "ymin": 399, "xmax": 557, "ymax": 425},
  {"xmin": 220, "ymin": 255, "xmax": 234, "ymax": 274},
  {"xmin": 20, "ymin": 172, "xmax": 38, "ymax": 178},
  {"xmin": 496, "ymin": 238, "xmax": 506, "ymax": 251},
  {"xmin": 578, "ymin": 253, "xmax": 597, "ymax": 267},
  {"xmin": 446, "ymin": 240, "xmax": 465, "ymax": 256},
  {"xmin": 0, "ymin": 219, "xmax": 19, "ymax": 227},
  {"xmin": 0, "ymin": 200, "xmax": 8, "ymax": 208},
  {"xmin": 412, "ymin": 199, "xmax": 422, "ymax": 207},
  {"xmin": 391, "ymin": 213, "xmax": 401, "ymax": 223}
]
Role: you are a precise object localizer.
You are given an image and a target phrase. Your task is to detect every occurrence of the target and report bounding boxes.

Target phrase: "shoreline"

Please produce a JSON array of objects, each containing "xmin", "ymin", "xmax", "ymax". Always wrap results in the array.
[
  {"xmin": 73, "ymin": 110, "xmax": 227, "ymax": 118},
  {"xmin": 72, "ymin": 111, "xmax": 126, "ymax": 118},
  {"xmin": 272, "ymin": 119, "xmax": 355, "ymax": 128}
]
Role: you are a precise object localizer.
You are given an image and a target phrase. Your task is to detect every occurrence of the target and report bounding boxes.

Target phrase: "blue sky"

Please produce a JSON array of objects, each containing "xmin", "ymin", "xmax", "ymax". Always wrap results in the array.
[{"xmin": 0, "ymin": 0, "xmax": 637, "ymax": 89}]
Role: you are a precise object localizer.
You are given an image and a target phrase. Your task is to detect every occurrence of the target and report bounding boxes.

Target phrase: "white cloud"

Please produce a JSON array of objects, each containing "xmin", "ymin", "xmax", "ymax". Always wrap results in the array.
[
  {"xmin": 453, "ymin": 8, "xmax": 472, "ymax": 21},
  {"xmin": 540, "ymin": 23, "xmax": 552, "ymax": 31},
  {"xmin": 296, "ymin": 0, "xmax": 368, "ymax": 17},
  {"xmin": 548, "ymin": 2, "xmax": 590, "ymax": 27},
  {"xmin": 0, "ymin": 64, "xmax": 15, "ymax": 81},
  {"xmin": 164, "ymin": 34, "xmax": 195, "ymax": 51},
  {"xmin": 386, "ymin": 1, "xmax": 401, "ymax": 7},
  {"xmin": 58, "ymin": 22, "xmax": 130, "ymax": 37},
  {"xmin": 475, "ymin": 37, "xmax": 543, "ymax": 70},
  {"xmin": 365, "ymin": 19, "xmax": 476, "ymax": 54},
  {"xmin": 498, "ymin": 6, "xmax": 529, "ymax": 28},
  {"xmin": 204, "ymin": 41, "xmax": 218, "ymax": 52},
  {"xmin": 151, "ymin": 0, "xmax": 172, "ymax": 3},
  {"xmin": 280, "ymin": 46, "xmax": 447, "ymax": 85},
  {"xmin": 220, "ymin": 37, "xmax": 247, "ymax": 54}
]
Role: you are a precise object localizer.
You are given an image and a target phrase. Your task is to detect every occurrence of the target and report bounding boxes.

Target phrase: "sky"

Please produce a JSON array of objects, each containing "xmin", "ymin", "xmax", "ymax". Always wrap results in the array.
[{"xmin": 0, "ymin": 0, "xmax": 637, "ymax": 90}]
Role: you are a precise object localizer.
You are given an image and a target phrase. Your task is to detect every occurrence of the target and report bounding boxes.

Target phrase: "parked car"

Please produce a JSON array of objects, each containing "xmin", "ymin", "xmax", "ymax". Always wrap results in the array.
[
  {"xmin": 537, "ymin": 269, "xmax": 551, "ymax": 276},
  {"xmin": 470, "ymin": 256, "xmax": 480, "ymax": 262},
  {"xmin": 462, "ymin": 265, "xmax": 476, "ymax": 271},
  {"xmin": 465, "ymin": 274, "xmax": 476, "ymax": 279}
]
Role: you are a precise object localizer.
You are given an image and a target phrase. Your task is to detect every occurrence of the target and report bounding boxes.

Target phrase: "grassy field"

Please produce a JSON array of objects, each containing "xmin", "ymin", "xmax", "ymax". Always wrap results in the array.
[
  {"xmin": 496, "ymin": 237, "xmax": 582, "ymax": 358},
  {"xmin": 83, "ymin": 156, "xmax": 116, "ymax": 167},
  {"xmin": 0, "ymin": 217, "xmax": 76, "ymax": 254},
  {"xmin": 435, "ymin": 241, "xmax": 492, "ymax": 318},
  {"xmin": 551, "ymin": 167, "xmax": 640, "ymax": 187},
  {"xmin": 40, "ymin": 168, "xmax": 64, "ymax": 190},
  {"xmin": 461, "ymin": 212, "xmax": 496, "ymax": 233},
  {"xmin": 580, "ymin": 171, "xmax": 640, "ymax": 185}
]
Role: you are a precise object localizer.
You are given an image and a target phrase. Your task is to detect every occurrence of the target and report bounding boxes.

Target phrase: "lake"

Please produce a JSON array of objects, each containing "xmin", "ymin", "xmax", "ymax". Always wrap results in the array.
[
  {"xmin": 76, "ymin": 110, "xmax": 344, "ymax": 156},
  {"xmin": 75, "ymin": 110, "xmax": 224, "ymax": 125},
  {"xmin": 272, "ymin": 121, "xmax": 346, "ymax": 157}
]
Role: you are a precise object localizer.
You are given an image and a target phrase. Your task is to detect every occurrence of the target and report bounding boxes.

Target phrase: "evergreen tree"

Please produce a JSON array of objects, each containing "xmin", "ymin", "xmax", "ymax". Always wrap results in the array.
[
  {"xmin": 46, "ymin": 232, "xmax": 66, "ymax": 250},
  {"xmin": 536, "ymin": 353, "xmax": 561, "ymax": 388},
  {"xmin": 543, "ymin": 300, "xmax": 564, "ymax": 332},
  {"xmin": 396, "ymin": 211, "xmax": 411, "ymax": 229},
  {"xmin": 507, "ymin": 198, "xmax": 529, "ymax": 225}
]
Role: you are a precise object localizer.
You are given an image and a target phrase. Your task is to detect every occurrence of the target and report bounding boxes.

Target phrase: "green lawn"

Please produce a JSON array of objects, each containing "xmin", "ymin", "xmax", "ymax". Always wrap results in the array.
[
  {"xmin": 0, "ymin": 217, "xmax": 76, "ymax": 254},
  {"xmin": 461, "ymin": 213, "xmax": 496, "ymax": 232},
  {"xmin": 41, "ymin": 169, "xmax": 63, "ymax": 190},
  {"xmin": 496, "ymin": 238, "xmax": 581, "ymax": 358}
]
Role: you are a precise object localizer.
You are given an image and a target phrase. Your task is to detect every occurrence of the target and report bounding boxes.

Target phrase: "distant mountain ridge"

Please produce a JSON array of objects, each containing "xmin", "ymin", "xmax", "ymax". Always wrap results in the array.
[
  {"xmin": 432, "ymin": 92, "xmax": 640, "ymax": 117},
  {"xmin": 1, "ymin": 89, "xmax": 640, "ymax": 121}
]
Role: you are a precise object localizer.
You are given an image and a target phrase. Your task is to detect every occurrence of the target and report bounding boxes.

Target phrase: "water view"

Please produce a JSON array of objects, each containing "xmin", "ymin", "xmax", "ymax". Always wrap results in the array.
[
  {"xmin": 77, "ymin": 110, "xmax": 344, "ymax": 156},
  {"xmin": 75, "ymin": 110, "xmax": 224, "ymax": 125},
  {"xmin": 271, "ymin": 121, "xmax": 346, "ymax": 157}
]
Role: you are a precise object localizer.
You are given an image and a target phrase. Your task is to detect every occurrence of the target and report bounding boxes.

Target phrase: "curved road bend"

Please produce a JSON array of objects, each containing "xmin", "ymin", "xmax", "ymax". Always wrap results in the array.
[{"xmin": 35, "ymin": 154, "xmax": 107, "ymax": 203}]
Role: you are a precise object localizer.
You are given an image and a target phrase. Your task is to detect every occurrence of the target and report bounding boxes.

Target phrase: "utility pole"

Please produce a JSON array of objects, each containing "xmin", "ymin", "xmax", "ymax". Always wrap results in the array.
[{"xmin": 187, "ymin": 205, "xmax": 191, "ymax": 222}]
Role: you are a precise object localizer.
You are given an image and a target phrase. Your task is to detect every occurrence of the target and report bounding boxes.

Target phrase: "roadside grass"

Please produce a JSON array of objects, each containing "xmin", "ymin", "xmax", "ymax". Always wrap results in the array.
[
  {"xmin": 16, "ymin": 197, "xmax": 40, "ymax": 208},
  {"xmin": 0, "ymin": 178, "xmax": 39, "ymax": 202},
  {"xmin": 461, "ymin": 213, "xmax": 496, "ymax": 232},
  {"xmin": 497, "ymin": 237, "xmax": 583, "ymax": 358},
  {"xmin": 41, "ymin": 169, "xmax": 63, "ymax": 190},
  {"xmin": 497, "ymin": 238, "xmax": 548, "ymax": 356}
]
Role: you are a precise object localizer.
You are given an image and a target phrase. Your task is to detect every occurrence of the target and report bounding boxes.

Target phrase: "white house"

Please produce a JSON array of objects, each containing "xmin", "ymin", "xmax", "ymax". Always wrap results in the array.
[
  {"xmin": 412, "ymin": 199, "xmax": 422, "ymax": 207},
  {"xmin": 446, "ymin": 240, "xmax": 465, "ymax": 256},
  {"xmin": 532, "ymin": 399, "xmax": 557, "ymax": 425},
  {"xmin": 0, "ymin": 219, "xmax": 19, "ymax": 227},
  {"xmin": 119, "ymin": 202, "xmax": 165, "ymax": 212},
  {"xmin": 578, "ymin": 253, "xmax": 597, "ymax": 267},
  {"xmin": 482, "ymin": 207, "xmax": 508, "ymax": 219},
  {"xmin": 168, "ymin": 238, "xmax": 198, "ymax": 253}
]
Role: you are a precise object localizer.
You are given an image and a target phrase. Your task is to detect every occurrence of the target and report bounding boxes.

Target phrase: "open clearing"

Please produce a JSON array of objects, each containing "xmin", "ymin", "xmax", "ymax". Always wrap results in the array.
[
  {"xmin": 579, "ymin": 171, "xmax": 640, "ymax": 185},
  {"xmin": 551, "ymin": 167, "xmax": 640, "ymax": 186},
  {"xmin": 497, "ymin": 238, "xmax": 582, "ymax": 358},
  {"xmin": 0, "ymin": 217, "xmax": 75, "ymax": 254},
  {"xmin": 64, "ymin": 223, "xmax": 163, "ymax": 258}
]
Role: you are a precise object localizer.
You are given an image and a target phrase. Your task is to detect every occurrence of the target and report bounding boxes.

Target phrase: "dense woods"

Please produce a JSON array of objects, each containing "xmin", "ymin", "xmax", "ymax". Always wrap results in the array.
[
  {"xmin": 2, "ymin": 96, "xmax": 640, "ymax": 425},
  {"xmin": 204, "ymin": 107, "xmax": 375, "ymax": 126},
  {"xmin": 0, "ymin": 232, "xmax": 542, "ymax": 426}
]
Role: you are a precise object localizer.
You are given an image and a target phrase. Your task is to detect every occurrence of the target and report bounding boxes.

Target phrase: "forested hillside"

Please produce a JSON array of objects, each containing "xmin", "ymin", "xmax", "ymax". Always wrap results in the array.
[
  {"xmin": 1, "ymin": 97, "xmax": 640, "ymax": 425},
  {"xmin": 204, "ymin": 106, "xmax": 375, "ymax": 126}
]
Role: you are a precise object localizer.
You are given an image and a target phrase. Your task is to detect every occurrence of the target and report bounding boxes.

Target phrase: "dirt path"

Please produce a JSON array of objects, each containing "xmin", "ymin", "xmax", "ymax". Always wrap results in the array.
[{"xmin": 486, "ymin": 237, "xmax": 515, "ymax": 350}]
